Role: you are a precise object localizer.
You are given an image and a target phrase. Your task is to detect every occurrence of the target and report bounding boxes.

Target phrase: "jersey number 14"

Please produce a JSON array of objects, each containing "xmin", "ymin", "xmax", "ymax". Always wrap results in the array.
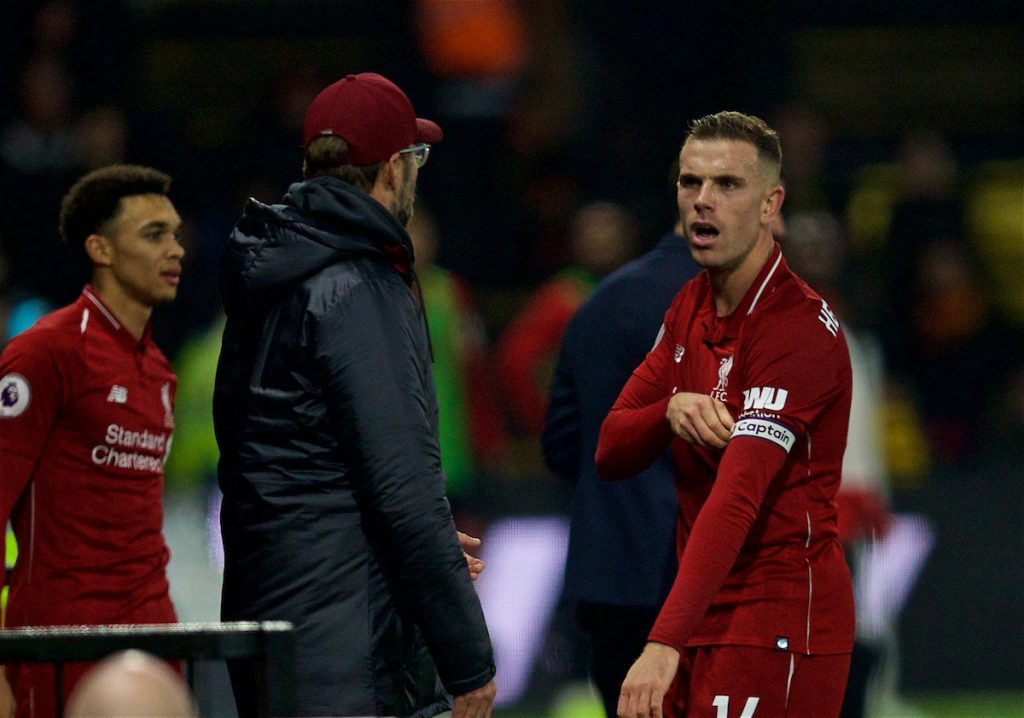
[{"xmin": 712, "ymin": 695, "xmax": 760, "ymax": 718}]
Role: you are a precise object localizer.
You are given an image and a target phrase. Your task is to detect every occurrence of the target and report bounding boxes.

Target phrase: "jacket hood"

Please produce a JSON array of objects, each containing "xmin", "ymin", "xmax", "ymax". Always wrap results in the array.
[{"xmin": 219, "ymin": 176, "xmax": 415, "ymax": 314}]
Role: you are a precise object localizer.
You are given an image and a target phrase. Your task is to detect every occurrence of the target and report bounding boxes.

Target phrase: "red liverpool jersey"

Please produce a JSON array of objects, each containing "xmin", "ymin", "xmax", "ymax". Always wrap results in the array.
[
  {"xmin": 0, "ymin": 286, "xmax": 177, "ymax": 629},
  {"xmin": 597, "ymin": 244, "xmax": 854, "ymax": 656}
]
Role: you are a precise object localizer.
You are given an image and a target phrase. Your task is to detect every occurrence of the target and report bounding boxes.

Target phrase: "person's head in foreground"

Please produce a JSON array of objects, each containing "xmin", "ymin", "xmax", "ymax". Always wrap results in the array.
[{"xmin": 65, "ymin": 650, "xmax": 196, "ymax": 718}]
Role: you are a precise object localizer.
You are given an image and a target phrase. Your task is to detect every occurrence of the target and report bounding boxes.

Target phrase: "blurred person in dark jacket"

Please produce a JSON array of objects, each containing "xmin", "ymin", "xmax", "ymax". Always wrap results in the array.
[
  {"xmin": 214, "ymin": 73, "xmax": 495, "ymax": 718},
  {"xmin": 542, "ymin": 220, "xmax": 698, "ymax": 717}
]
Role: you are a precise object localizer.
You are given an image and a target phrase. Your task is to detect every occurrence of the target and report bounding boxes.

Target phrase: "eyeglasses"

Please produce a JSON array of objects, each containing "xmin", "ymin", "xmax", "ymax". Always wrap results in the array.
[{"xmin": 398, "ymin": 143, "xmax": 431, "ymax": 168}]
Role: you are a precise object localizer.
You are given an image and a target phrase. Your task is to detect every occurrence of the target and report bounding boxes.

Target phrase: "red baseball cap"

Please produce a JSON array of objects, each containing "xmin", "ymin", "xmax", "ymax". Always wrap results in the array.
[{"xmin": 302, "ymin": 73, "xmax": 443, "ymax": 166}]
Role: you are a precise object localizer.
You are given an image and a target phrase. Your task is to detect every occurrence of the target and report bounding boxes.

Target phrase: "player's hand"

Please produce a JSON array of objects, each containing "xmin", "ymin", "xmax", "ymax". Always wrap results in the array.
[
  {"xmin": 0, "ymin": 668, "xmax": 15, "ymax": 718},
  {"xmin": 457, "ymin": 531, "xmax": 485, "ymax": 581},
  {"xmin": 617, "ymin": 643, "xmax": 679, "ymax": 718},
  {"xmin": 666, "ymin": 392, "xmax": 734, "ymax": 449},
  {"xmin": 452, "ymin": 678, "xmax": 496, "ymax": 718}
]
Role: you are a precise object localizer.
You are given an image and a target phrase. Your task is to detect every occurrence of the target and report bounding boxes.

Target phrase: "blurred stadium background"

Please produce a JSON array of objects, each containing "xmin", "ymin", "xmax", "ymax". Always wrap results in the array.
[{"xmin": 1, "ymin": 1, "xmax": 1021, "ymax": 716}]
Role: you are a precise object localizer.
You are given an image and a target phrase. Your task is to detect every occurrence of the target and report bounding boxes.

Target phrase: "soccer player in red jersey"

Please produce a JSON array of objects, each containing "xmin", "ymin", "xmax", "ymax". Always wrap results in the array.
[
  {"xmin": 0, "ymin": 165, "xmax": 184, "ymax": 718},
  {"xmin": 596, "ymin": 112, "xmax": 854, "ymax": 718}
]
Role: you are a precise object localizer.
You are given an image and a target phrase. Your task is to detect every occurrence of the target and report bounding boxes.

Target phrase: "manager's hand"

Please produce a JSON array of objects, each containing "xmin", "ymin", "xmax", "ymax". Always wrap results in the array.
[
  {"xmin": 452, "ymin": 678, "xmax": 496, "ymax": 718},
  {"xmin": 457, "ymin": 531, "xmax": 485, "ymax": 581}
]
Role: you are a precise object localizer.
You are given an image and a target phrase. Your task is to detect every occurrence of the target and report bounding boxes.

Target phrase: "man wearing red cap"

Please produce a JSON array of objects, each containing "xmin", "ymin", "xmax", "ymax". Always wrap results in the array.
[{"xmin": 214, "ymin": 73, "xmax": 496, "ymax": 718}]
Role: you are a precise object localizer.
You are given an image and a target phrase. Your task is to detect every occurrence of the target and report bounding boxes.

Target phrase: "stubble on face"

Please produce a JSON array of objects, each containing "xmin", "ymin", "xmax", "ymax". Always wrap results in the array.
[{"xmin": 393, "ymin": 158, "xmax": 418, "ymax": 228}]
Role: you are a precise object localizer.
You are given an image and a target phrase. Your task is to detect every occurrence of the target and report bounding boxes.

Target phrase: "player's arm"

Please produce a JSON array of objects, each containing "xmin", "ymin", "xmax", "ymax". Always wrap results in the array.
[
  {"xmin": 615, "ymin": 436, "xmax": 787, "ymax": 718},
  {"xmin": 0, "ymin": 335, "xmax": 67, "ymax": 718},
  {"xmin": 646, "ymin": 435, "xmax": 789, "ymax": 650},
  {"xmin": 596, "ymin": 375, "xmax": 673, "ymax": 480},
  {"xmin": 595, "ymin": 319, "xmax": 679, "ymax": 480},
  {"xmin": 0, "ymin": 335, "xmax": 67, "ymax": 587}
]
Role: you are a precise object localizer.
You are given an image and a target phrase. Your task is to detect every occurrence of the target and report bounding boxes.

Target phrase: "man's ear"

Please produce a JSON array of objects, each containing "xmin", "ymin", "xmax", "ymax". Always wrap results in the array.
[
  {"xmin": 761, "ymin": 184, "xmax": 785, "ymax": 224},
  {"xmin": 382, "ymin": 152, "xmax": 404, "ymax": 190},
  {"xmin": 370, "ymin": 153, "xmax": 403, "ymax": 206},
  {"xmin": 84, "ymin": 234, "xmax": 113, "ymax": 267}
]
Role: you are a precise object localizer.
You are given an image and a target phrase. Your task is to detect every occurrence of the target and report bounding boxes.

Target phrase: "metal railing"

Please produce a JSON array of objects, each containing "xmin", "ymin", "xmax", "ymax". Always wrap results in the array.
[{"xmin": 0, "ymin": 621, "xmax": 295, "ymax": 717}]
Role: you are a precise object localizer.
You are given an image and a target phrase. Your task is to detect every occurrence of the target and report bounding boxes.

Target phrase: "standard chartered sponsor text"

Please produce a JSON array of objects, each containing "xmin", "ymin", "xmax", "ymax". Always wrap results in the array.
[
  {"xmin": 92, "ymin": 423, "xmax": 169, "ymax": 471},
  {"xmin": 105, "ymin": 423, "xmax": 168, "ymax": 451}
]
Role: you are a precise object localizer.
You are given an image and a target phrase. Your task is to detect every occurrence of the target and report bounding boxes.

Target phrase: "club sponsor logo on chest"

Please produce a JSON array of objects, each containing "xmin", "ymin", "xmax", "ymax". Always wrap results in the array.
[{"xmin": 742, "ymin": 386, "xmax": 789, "ymax": 411}]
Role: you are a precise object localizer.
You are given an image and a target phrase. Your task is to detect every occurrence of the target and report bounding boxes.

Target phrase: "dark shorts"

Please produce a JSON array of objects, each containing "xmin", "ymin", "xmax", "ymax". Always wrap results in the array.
[{"xmin": 665, "ymin": 645, "xmax": 851, "ymax": 718}]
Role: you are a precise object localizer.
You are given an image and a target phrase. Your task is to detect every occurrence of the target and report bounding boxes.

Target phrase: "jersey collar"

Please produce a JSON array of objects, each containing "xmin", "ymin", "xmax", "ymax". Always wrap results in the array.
[
  {"xmin": 702, "ymin": 242, "xmax": 787, "ymax": 344},
  {"xmin": 80, "ymin": 285, "xmax": 154, "ymax": 351}
]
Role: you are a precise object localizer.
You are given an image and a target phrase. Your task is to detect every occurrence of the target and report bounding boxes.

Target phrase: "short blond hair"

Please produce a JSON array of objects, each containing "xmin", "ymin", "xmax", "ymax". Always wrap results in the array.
[{"xmin": 686, "ymin": 111, "xmax": 782, "ymax": 181}]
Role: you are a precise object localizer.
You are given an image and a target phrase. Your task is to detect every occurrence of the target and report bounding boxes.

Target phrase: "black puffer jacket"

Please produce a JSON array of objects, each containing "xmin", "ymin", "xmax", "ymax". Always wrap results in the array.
[{"xmin": 214, "ymin": 177, "xmax": 495, "ymax": 718}]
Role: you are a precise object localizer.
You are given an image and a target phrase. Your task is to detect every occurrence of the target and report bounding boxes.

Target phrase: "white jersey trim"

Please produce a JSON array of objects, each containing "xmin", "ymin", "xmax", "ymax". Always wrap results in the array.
[
  {"xmin": 785, "ymin": 653, "xmax": 795, "ymax": 708},
  {"xmin": 82, "ymin": 288, "xmax": 121, "ymax": 330},
  {"xmin": 746, "ymin": 251, "xmax": 783, "ymax": 316},
  {"xmin": 805, "ymin": 559, "xmax": 813, "ymax": 654}
]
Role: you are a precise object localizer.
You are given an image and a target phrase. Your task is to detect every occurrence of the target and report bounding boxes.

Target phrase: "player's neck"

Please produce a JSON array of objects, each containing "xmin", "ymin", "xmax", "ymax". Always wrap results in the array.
[
  {"xmin": 89, "ymin": 277, "xmax": 153, "ymax": 340},
  {"xmin": 709, "ymin": 235, "xmax": 774, "ymax": 317}
]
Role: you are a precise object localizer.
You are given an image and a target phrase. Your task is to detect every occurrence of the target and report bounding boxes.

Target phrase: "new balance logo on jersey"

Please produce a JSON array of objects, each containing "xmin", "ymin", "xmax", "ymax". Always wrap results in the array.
[
  {"xmin": 107, "ymin": 385, "xmax": 128, "ymax": 403},
  {"xmin": 818, "ymin": 299, "xmax": 840, "ymax": 337},
  {"xmin": 742, "ymin": 386, "xmax": 788, "ymax": 411},
  {"xmin": 674, "ymin": 345, "xmax": 685, "ymax": 363}
]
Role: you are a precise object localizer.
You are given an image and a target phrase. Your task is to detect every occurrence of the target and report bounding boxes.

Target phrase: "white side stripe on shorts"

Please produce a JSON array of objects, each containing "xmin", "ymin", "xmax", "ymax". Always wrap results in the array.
[{"xmin": 785, "ymin": 652, "xmax": 795, "ymax": 708}]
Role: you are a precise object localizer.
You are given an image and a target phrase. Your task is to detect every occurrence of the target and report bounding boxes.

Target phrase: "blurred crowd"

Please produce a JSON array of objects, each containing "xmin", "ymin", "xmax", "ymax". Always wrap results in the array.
[
  {"xmin": 0, "ymin": 0, "xmax": 1022, "ymax": 707},
  {"xmin": 2, "ymin": 0, "xmax": 1020, "ymax": 489}
]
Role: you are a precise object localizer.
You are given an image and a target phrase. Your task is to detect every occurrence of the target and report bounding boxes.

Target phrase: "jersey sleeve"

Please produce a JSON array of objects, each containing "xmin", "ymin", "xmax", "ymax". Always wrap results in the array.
[
  {"xmin": 594, "ymin": 305, "xmax": 679, "ymax": 480},
  {"xmin": 730, "ymin": 298, "xmax": 851, "ymax": 453},
  {"xmin": 0, "ymin": 331, "xmax": 72, "ymax": 596},
  {"xmin": 648, "ymin": 297, "xmax": 852, "ymax": 649},
  {"xmin": 0, "ymin": 333, "xmax": 70, "ymax": 522},
  {"xmin": 648, "ymin": 437, "xmax": 787, "ymax": 649}
]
